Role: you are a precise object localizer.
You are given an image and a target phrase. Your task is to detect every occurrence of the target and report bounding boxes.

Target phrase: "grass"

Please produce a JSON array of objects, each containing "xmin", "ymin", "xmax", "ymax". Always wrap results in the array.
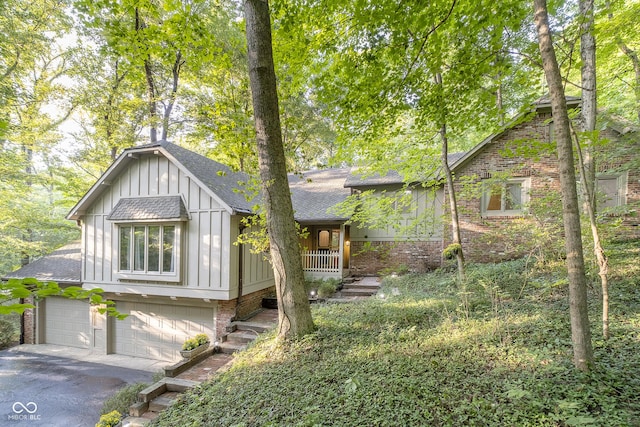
[{"xmin": 153, "ymin": 240, "xmax": 640, "ymax": 426}]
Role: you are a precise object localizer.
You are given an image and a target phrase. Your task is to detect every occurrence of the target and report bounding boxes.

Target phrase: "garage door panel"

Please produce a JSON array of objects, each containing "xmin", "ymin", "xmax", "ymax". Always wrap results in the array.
[
  {"xmin": 113, "ymin": 302, "xmax": 214, "ymax": 362},
  {"xmin": 45, "ymin": 297, "xmax": 90, "ymax": 349}
]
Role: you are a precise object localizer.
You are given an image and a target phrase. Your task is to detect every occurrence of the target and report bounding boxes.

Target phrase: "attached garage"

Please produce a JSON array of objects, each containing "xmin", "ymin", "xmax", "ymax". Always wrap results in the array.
[
  {"xmin": 112, "ymin": 301, "xmax": 215, "ymax": 362},
  {"xmin": 44, "ymin": 297, "xmax": 91, "ymax": 349}
]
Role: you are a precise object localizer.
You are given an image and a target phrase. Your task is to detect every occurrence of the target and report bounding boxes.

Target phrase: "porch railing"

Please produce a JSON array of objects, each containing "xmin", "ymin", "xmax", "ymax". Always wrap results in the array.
[{"xmin": 301, "ymin": 250, "xmax": 340, "ymax": 273}]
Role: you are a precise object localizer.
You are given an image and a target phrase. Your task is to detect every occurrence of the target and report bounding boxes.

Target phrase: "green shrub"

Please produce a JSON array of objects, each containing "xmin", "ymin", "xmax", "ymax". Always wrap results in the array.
[
  {"xmin": 101, "ymin": 383, "xmax": 148, "ymax": 416},
  {"xmin": 317, "ymin": 280, "xmax": 338, "ymax": 298},
  {"xmin": 182, "ymin": 334, "xmax": 209, "ymax": 351},
  {"xmin": 95, "ymin": 410, "xmax": 121, "ymax": 427},
  {"xmin": 0, "ymin": 318, "xmax": 16, "ymax": 349}
]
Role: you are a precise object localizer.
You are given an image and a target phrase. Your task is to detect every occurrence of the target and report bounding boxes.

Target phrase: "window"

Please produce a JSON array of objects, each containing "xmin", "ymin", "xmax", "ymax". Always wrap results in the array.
[
  {"xmin": 596, "ymin": 173, "xmax": 627, "ymax": 209},
  {"xmin": 481, "ymin": 178, "xmax": 530, "ymax": 216},
  {"xmin": 118, "ymin": 224, "xmax": 179, "ymax": 280}
]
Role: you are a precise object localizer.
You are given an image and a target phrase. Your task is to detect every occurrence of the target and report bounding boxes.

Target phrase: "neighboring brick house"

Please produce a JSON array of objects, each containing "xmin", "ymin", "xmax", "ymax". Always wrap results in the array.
[{"xmin": 447, "ymin": 96, "xmax": 640, "ymax": 262}]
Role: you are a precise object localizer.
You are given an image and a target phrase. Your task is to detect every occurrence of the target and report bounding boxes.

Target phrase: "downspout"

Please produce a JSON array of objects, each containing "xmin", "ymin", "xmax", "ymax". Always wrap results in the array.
[{"xmin": 235, "ymin": 225, "xmax": 246, "ymax": 320}]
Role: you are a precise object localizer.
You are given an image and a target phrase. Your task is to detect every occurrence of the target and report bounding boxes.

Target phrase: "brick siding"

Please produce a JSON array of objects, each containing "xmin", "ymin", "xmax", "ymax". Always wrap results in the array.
[
  {"xmin": 215, "ymin": 286, "xmax": 275, "ymax": 339},
  {"xmin": 350, "ymin": 240, "xmax": 443, "ymax": 275}
]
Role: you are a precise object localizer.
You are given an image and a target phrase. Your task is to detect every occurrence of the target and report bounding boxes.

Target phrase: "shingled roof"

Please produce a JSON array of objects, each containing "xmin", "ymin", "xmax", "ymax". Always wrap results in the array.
[
  {"xmin": 68, "ymin": 140, "xmax": 255, "ymax": 220},
  {"xmin": 288, "ymin": 168, "xmax": 352, "ymax": 222},
  {"xmin": 107, "ymin": 195, "xmax": 189, "ymax": 221},
  {"xmin": 2, "ymin": 242, "xmax": 81, "ymax": 285}
]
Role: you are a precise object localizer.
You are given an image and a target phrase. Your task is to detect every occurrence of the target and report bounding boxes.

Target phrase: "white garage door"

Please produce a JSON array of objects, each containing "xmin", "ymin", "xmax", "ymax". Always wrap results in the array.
[
  {"xmin": 113, "ymin": 302, "xmax": 215, "ymax": 362},
  {"xmin": 45, "ymin": 297, "xmax": 91, "ymax": 348}
]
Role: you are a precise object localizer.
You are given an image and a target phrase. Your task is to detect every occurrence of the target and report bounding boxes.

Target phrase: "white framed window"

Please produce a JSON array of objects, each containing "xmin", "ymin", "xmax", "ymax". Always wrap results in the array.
[
  {"xmin": 117, "ymin": 223, "xmax": 181, "ymax": 282},
  {"xmin": 481, "ymin": 177, "xmax": 530, "ymax": 217},
  {"xmin": 596, "ymin": 173, "xmax": 627, "ymax": 209}
]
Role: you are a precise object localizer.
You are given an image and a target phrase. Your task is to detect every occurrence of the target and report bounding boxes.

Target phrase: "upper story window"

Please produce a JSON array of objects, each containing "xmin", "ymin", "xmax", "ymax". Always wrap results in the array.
[
  {"xmin": 107, "ymin": 196, "xmax": 188, "ymax": 283},
  {"xmin": 119, "ymin": 225, "xmax": 176, "ymax": 274},
  {"xmin": 481, "ymin": 177, "xmax": 531, "ymax": 217}
]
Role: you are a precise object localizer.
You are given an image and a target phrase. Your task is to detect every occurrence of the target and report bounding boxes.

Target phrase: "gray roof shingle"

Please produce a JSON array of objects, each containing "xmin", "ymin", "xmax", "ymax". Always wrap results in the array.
[
  {"xmin": 107, "ymin": 196, "xmax": 189, "ymax": 221},
  {"xmin": 289, "ymin": 168, "xmax": 352, "ymax": 222},
  {"xmin": 2, "ymin": 242, "xmax": 81, "ymax": 285},
  {"xmin": 158, "ymin": 141, "xmax": 255, "ymax": 213}
]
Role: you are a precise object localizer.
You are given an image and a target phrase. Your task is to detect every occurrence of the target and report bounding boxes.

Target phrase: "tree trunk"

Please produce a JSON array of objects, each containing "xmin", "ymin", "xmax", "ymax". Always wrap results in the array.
[
  {"xmin": 579, "ymin": 0, "xmax": 596, "ymax": 207},
  {"xmin": 617, "ymin": 41, "xmax": 640, "ymax": 124},
  {"xmin": 534, "ymin": 0, "xmax": 594, "ymax": 371},
  {"xmin": 244, "ymin": 0, "xmax": 315, "ymax": 340},
  {"xmin": 579, "ymin": 0, "xmax": 610, "ymax": 340},
  {"xmin": 435, "ymin": 72, "xmax": 465, "ymax": 282},
  {"xmin": 571, "ymin": 124, "xmax": 610, "ymax": 340},
  {"xmin": 136, "ymin": 7, "xmax": 158, "ymax": 143}
]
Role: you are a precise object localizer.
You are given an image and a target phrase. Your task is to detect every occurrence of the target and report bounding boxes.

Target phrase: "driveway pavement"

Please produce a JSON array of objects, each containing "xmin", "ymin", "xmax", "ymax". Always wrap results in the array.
[{"xmin": 0, "ymin": 347, "xmax": 154, "ymax": 426}]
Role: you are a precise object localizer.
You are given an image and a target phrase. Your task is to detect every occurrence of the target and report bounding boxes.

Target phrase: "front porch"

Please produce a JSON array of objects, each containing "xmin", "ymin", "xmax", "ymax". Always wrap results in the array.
[{"xmin": 300, "ymin": 224, "xmax": 351, "ymax": 280}]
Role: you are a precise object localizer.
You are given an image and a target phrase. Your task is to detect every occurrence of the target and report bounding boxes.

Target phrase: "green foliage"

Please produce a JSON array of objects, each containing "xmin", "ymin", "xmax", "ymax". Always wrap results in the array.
[
  {"xmin": 442, "ymin": 243, "xmax": 462, "ymax": 260},
  {"xmin": 0, "ymin": 278, "xmax": 127, "ymax": 319},
  {"xmin": 95, "ymin": 410, "xmax": 122, "ymax": 427},
  {"xmin": 152, "ymin": 241, "xmax": 640, "ymax": 426},
  {"xmin": 0, "ymin": 318, "xmax": 17, "ymax": 349},
  {"xmin": 317, "ymin": 279, "xmax": 338, "ymax": 298},
  {"xmin": 101, "ymin": 382, "xmax": 150, "ymax": 417},
  {"xmin": 182, "ymin": 334, "xmax": 210, "ymax": 351}
]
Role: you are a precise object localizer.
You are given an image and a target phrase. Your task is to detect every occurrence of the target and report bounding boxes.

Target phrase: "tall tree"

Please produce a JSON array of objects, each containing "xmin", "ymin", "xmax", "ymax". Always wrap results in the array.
[
  {"xmin": 534, "ymin": 0, "xmax": 594, "ymax": 371},
  {"xmin": 578, "ymin": 0, "xmax": 610, "ymax": 340},
  {"xmin": 244, "ymin": 0, "xmax": 315, "ymax": 340}
]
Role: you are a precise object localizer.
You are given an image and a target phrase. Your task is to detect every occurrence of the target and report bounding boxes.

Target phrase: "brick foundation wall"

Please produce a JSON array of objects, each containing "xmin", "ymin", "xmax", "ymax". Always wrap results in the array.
[
  {"xmin": 350, "ymin": 240, "xmax": 443, "ymax": 275},
  {"xmin": 215, "ymin": 286, "xmax": 275, "ymax": 339},
  {"xmin": 22, "ymin": 297, "xmax": 35, "ymax": 344}
]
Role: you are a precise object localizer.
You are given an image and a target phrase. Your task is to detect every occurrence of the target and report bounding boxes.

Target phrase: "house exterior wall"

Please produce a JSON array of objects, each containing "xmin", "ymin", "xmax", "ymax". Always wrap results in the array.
[
  {"xmin": 80, "ymin": 152, "xmax": 274, "ymax": 300},
  {"xmin": 446, "ymin": 111, "xmax": 640, "ymax": 263},
  {"xmin": 350, "ymin": 186, "xmax": 445, "ymax": 273}
]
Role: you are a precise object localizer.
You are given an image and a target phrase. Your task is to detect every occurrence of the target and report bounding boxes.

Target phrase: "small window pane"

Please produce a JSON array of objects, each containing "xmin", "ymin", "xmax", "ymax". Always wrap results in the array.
[
  {"xmin": 133, "ymin": 226, "xmax": 146, "ymax": 271},
  {"xmin": 505, "ymin": 183, "xmax": 522, "ymax": 210},
  {"xmin": 148, "ymin": 226, "xmax": 160, "ymax": 272},
  {"xmin": 119, "ymin": 226, "xmax": 131, "ymax": 271},
  {"xmin": 486, "ymin": 185, "xmax": 502, "ymax": 211},
  {"xmin": 163, "ymin": 226, "xmax": 175, "ymax": 273},
  {"xmin": 597, "ymin": 177, "xmax": 618, "ymax": 208},
  {"xmin": 318, "ymin": 230, "xmax": 330, "ymax": 248}
]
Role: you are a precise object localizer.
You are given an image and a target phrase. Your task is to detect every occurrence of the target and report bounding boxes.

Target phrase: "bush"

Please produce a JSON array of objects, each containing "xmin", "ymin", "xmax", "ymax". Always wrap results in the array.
[
  {"xmin": 317, "ymin": 279, "xmax": 338, "ymax": 298},
  {"xmin": 0, "ymin": 318, "xmax": 16, "ymax": 349},
  {"xmin": 182, "ymin": 333, "xmax": 210, "ymax": 351},
  {"xmin": 95, "ymin": 410, "xmax": 121, "ymax": 427},
  {"xmin": 101, "ymin": 383, "xmax": 148, "ymax": 416}
]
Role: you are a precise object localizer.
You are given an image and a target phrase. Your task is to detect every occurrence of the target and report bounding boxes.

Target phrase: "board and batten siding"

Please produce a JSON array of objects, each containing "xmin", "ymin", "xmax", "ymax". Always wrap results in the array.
[
  {"xmin": 350, "ymin": 186, "xmax": 445, "ymax": 241},
  {"xmin": 78, "ymin": 153, "xmax": 272, "ymax": 299}
]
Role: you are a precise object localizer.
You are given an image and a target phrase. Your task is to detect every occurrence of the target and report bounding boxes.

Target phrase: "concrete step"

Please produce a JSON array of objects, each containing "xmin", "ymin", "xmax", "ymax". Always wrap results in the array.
[
  {"xmin": 218, "ymin": 341, "xmax": 246, "ymax": 354},
  {"xmin": 229, "ymin": 320, "xmax": 274, "ymax": 334},
  {"xmin": 223, "ymin": 330, "xmax": 259, "ymax": 344},
  {"xmin": 121, "ymin": 415, "xmax": 152, "ymax": 426},
  {"xmin": 148, "ymin": 392, "xmax": 179, "ymax": 412},
  {"xmin": 164, "ymin": 378, "xmax": 199, "ymax": 393},
  {"xmin": 342, "ymin": 281, "xmax": 380, "ymax": 290},
  {"xmin": 340, "ymin": 288, "xmax": 379, "ymax": 297}
]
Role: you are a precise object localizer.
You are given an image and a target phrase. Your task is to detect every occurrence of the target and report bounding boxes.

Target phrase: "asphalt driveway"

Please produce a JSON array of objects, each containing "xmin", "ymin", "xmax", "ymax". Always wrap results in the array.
[{"xmin": 0, "ymin": 348, "xmax": 153, "ymax": 426}]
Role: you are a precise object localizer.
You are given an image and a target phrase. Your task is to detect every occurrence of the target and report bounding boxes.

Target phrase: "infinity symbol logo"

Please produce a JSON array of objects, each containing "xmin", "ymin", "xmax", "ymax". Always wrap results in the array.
[{"xmin": 12, "ymin": 402, "xmax": 38, "ymax": 414}]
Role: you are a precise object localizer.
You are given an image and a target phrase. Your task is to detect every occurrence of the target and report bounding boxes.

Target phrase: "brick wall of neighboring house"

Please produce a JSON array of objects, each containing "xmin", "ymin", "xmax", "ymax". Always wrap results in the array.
[
  {"xmin": 444, "ymin": 111, "xmax": 640, "ymax": 262},
  {"xmin": 216, "ymin": 286, "xmax": 275, "ymax": 339},
  {"xmin": 350, "ymin": 240, "xmax": 443, "ymax": 275}
]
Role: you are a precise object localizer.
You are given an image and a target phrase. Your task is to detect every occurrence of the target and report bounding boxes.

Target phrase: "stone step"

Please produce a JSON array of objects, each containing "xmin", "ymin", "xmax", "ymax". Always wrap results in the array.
[
  {"xmin": 148, "ymin": 392, "xmax": 179, "ymax": 412},
  {"xmin": 223, "ymin": 330, "xmax": 259, "ymax": 344},
  {"xmin": 164, "ymin": 378, "xmax": 199, "ymax": 393},
  {"xmin": 217, "ymin": 341, "xmax": 246, "ymax": 354},
  {"xmin": 121, "ymin": 416, "xmax": 152, "ymax": 426},
  {"xmin": 340, "ymin": 288, "xmax": 379, "ymax": 297},
  {"xmin": 342, "ymin": 282, "xmax": 380, "ymax": 290},
  {"xmin": 229, "ymin": 320, "xmax": 274, "ymax": 334}
]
